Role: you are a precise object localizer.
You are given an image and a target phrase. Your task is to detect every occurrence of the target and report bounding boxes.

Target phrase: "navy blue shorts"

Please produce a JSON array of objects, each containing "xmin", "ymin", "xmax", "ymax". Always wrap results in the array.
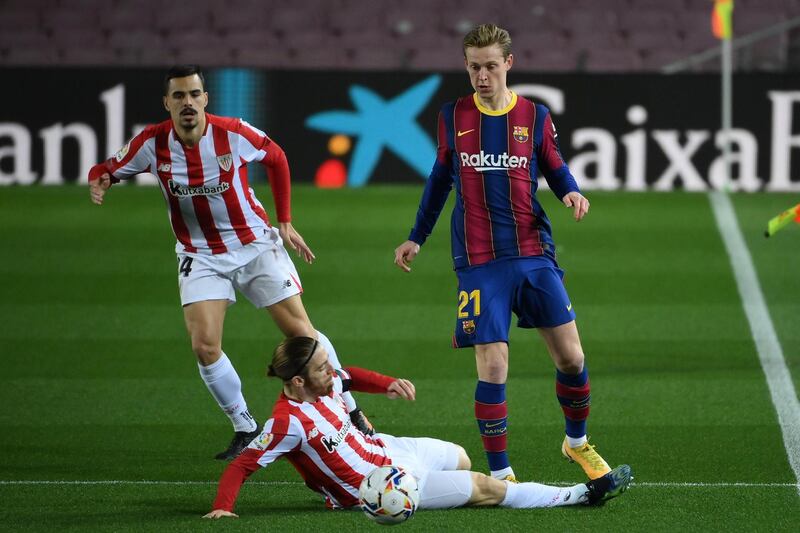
[{"xmin": 453, "ymin": 256, "xmax": 576, "ymax": 348}]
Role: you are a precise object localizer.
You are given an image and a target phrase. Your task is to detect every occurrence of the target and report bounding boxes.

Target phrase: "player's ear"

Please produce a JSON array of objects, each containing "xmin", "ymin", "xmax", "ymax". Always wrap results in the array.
[
  {"xmin": 202, "ymin": 91, "xmax": 209, "ymax": 109},
  {"xmin": 506, "ymin": 53, "xmax": 514, "ymax": 70},
  {"xmin": 163, "ymin": 96, "xmax": 169, "ymax": 112}
]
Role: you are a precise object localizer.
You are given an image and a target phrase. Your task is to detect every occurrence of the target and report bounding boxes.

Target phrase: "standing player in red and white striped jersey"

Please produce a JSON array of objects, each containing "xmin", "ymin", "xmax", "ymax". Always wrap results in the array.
[
  {"xmin": 87, "ymin": 65, "xmax": 372, "ymax": 460},
  {"xmin": 204, "ymin": 337, "xmax": 632, "ymax": 518}
]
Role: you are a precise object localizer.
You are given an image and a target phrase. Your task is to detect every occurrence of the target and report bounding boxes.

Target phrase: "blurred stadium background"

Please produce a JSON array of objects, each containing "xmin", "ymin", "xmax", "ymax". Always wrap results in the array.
[
  {"xmin": 1, "ymin": 0, "xmax": 799, "ymax": 71},
  {"xmin": 1, "ymin": 1, "xmax": 800, "ymax": 531}
]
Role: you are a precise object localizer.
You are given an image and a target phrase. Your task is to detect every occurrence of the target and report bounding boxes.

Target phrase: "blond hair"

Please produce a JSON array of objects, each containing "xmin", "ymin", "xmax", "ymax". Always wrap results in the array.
[
  {"xmin": 462, "ymin": 24, "xmax": 512, "ymax": 59},
  {"xmin": 267, "ymin": 336, "xmax": 318, "ymax": 381}
]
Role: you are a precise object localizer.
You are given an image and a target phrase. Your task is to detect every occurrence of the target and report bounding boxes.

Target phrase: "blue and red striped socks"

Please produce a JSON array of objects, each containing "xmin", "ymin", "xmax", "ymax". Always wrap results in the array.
[
  {"xmin": 556, "ymin": 367, "xmax": 590, "ymax": 446},
  {"xmin": 475, "ymin": 380, "xmax": 512, "ymax": 477}
]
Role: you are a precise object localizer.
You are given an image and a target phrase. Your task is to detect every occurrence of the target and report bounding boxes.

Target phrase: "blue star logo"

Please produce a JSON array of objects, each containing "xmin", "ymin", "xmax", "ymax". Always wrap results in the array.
[{"xmin": 305, "ymin": 75, "xmax": 442, "ymax": 187}]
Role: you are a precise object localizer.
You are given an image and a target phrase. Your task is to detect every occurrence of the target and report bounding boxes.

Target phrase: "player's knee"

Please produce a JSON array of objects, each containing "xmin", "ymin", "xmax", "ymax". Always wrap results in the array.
[
  {"xmin": 191, "ymin": 340, "xmax": 222, "ymax": 365},
  {"xmin": 556, "ymin": 352, "xmax": 584, "ymax": 374},
  {"xmin": 455, "ymin": 445, "xmax": 471, "ymax": 470},
  {"xmin": 468, "ymin": 472, "xmax": 506, "ymax": 506},
  {"xmin": 475, "ymin": 346, "xmax": 509, "ymax": 382},
  {"xmin": 477, "ymin": 359, "xmax": 508, "ymax": 382}
]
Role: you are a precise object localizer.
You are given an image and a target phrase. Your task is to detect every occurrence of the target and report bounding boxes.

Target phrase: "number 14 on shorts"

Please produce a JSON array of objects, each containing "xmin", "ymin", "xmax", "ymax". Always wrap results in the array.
[
  {"xmin": 179, "ymin": 257, "xmax": 194, "ymax": 277},
  {"xmin": 457, "ymin": 289, "xmax": 480, "ymax": 318}
]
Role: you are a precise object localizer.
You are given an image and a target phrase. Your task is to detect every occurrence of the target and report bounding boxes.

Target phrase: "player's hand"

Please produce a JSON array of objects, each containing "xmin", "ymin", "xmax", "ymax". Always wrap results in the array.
[
  {"xmin": 279, "ymin": 222, "xmax": 316, "ymax": 264},
  {"xmin": 202, "ymin": 509, "xmax": 239, "ymax": 519},
  {"xmin": 89, "ymin": 173, "xmax": 112, "ymax": 205},
  {"xmin": 386, "ymin": 379, "xmax": 415, "ymax": 401},
  {"xmin": 562, "ymin": 191, "xmax": 589, "ymax": 221},
  {"xmin": 393, "ymin": 241, "xmax": 420, "ymax": 273}
]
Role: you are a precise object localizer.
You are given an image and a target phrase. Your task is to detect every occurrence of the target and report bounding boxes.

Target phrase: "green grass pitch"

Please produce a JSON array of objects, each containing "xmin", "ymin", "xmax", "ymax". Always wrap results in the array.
[{"xmin": 1, "ymin": 185, "xmax": 798, "ymax": 532}]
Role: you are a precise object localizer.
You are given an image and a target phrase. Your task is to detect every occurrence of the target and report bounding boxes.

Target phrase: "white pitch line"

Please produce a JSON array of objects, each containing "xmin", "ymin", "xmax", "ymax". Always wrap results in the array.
[
  {"xmin": 0, "ymin": 480, "xmax": 797, "ymax": 489},
  {"xmin": 709, "ymin": 191, "xmax": 800, "ymax": 498}
]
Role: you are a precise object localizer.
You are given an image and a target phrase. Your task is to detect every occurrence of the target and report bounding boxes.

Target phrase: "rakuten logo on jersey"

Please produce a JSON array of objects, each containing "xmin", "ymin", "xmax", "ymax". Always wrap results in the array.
[
  {"xmin": 459, "ymin": 151, "xmax": 529, "ymax": 172},
  {"xmin": 167, "ymin": 179, "xmax": 230, "ymax": 197}
]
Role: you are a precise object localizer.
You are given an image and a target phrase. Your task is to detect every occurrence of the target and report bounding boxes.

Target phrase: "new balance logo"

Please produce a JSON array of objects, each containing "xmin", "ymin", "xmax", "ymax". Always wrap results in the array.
[
  {"xmin": 157, "ymin": 163, "xmax": 171, "ymax": 173},
  {"xmin": 167, "ymin": 179, "xmax": 230, "ymax": 197}
]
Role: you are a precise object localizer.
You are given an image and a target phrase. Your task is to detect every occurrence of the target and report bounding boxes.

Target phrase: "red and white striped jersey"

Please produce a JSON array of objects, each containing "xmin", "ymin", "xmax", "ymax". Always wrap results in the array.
[
  {"xmin": 213, "ymin": 370, "xmax": 396, "ymax": 511},
  {"xmin": 89, "ymin": 114, "xmax": 292, "ymax": 255}
]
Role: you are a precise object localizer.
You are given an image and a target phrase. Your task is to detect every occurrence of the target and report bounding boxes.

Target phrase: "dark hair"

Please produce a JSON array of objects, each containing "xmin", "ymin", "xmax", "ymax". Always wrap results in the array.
[
  {"xmin": 268, "ymin": 337, "xmax": 319, "ymax": 381},
  {"xmin": 163, "ymin": 64, "xmax": 205, "ymax": 95}
]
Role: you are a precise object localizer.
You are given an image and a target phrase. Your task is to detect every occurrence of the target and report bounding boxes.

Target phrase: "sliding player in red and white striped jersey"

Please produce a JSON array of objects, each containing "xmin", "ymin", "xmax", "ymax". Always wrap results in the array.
[
  {"xmin": 205, "ymin": 337, "xmax": 632, "ymax": 518},
  {"xmin": 87, "ymin": 65, "xmax": 372, "ymax": 460}
]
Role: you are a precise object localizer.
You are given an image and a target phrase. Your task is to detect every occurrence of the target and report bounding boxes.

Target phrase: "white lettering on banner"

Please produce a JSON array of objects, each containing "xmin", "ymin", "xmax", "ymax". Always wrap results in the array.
[
  {"xmin": 709, "ymin": 130, "xmax": 761, "ymax": 192},
  {"xmin": 569, "ymin": 128, "xmax": 621, "ymax": 190},
  {"xmin": 768, "ymin": 91, "xmax": 800, "ymax": 192},
  {"xmin": 0, "ymin": 124, "xmax": 37, "ymax": 185},
  {"xmin": 100, "ymin": 85, "xmax": 124, "ymax": 161},
  {"xmin": 652, "ymin": 130, "xmax": 710, "ymax": 191},
  {"xmin": 620, "ymin": 105, "xmax": 648, "ymax": 191},
  {"xmin": 2, "ymin": 84, "xmax": 800, "ymax": 190},
  {"xmin": 39, "ymin": 122, "xmax": 97, "ymax": 185}
]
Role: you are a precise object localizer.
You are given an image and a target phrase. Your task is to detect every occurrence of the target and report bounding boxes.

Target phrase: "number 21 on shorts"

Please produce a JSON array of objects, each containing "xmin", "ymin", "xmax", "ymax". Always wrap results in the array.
[{"xmin": 457, "ymin": 289, "xmax": 480, "ymax": 318}]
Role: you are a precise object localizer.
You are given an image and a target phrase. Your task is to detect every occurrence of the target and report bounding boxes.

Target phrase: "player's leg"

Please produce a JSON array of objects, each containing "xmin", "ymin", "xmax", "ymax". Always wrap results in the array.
[
  {"xmin": 519, "ymin": 265, "xmax": 610, "ymax": 479},
  {"xmin": 474, "ymin": 342, "xmax": 514, "ymax": 480},
  {"xmin": 236, "ymin": 236, "xmax": 369, "ymax": 430},
  {"xmin": 419, "ymin": 470, "xmax": 616, "ymax": 509},
  {"xmin": 179, "ymin": 253, "xmax": 259, "ymax": 459},
  {"xmin": 539, "ymin": 320, "xmax": 588, "ymax": 441},
  {"xmin": 454, "ymin": 263, "xmax": 516, "ymax": 481},
  {"xmin": 183, "ymin": 299, "xmax": 259, "ymax": 458},
  {"xmin": 539, "ymin": 321, "xmax": 609, "ymax": 477}
]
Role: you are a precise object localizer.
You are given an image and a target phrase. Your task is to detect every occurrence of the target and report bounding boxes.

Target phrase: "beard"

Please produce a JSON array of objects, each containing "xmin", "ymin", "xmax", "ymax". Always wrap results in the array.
[{"xmin": 308, "ymin": 378, "xmax": 334, "ymax": 398}]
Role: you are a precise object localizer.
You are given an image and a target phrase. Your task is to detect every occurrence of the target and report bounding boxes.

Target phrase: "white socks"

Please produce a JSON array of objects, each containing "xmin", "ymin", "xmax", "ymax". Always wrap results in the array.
[
  {"xmin": 198, "ymin": 353, "xmax": 257, "ymax": 433},
  {"xmin": 491, "ymin": 466, "xmax": 515, "ymax": 480},
  {"xmin": 501, "ymin": 481, "xmax": 589, "ymax": 508},
  {"xmin": 198, "ymin": 332, "xmax": 350, "ymax": 434},
  {"xmin": 316, "ymin": 330, "xmax": 357, "ymax": 412},
  {"xmin": 567, "ymin": 435, "xmax": 588, "ymax": 448}
]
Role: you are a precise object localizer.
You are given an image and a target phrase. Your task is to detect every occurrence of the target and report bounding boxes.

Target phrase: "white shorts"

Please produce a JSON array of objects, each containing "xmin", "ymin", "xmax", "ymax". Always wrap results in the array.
[
  {"xmin": 177, "ymin": 227, "xmax": 302, "ymax": 308},
  {"xmin": 379, "ymin": 434, "xmax": 473, "ymax": 509}
]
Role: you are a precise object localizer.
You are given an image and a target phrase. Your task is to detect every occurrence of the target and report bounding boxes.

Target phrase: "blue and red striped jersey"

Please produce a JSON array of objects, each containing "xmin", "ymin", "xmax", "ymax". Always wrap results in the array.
[{"xmin": 408, "ymin": 92, "xmax": 579, "ymax": 270}]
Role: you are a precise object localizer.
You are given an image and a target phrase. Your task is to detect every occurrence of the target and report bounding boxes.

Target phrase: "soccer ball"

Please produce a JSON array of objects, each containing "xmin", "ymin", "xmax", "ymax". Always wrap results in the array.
[{"xmin": 358, "ymin": 465, "xmax": 420, "ymax": 525}]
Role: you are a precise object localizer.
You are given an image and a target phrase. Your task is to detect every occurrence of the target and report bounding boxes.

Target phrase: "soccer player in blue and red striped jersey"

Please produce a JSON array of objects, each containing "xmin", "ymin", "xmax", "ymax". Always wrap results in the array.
[{"xmin": 394, "ymin": 25, "xmax": 613, "ymax": 482}]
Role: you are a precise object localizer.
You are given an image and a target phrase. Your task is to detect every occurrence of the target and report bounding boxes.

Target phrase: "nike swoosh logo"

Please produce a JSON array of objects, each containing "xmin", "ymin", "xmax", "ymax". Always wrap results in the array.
[
  {"xmin": 566, "ymin": 303, "xmax": 573, "ymax": 311},
  {"xmin": 457, "ymin": 129, "xmax": 475, "ymax": 137},
  {"xmin": 485, "ymin": 421, "xmax": 504, "ymax": 428}
]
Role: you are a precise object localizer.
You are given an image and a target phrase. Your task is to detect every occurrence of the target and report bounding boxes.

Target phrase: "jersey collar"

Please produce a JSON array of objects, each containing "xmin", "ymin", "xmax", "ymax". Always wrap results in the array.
[{"xmin": 473, "ymin": 91, "xmax": 517, "ymax": 116}]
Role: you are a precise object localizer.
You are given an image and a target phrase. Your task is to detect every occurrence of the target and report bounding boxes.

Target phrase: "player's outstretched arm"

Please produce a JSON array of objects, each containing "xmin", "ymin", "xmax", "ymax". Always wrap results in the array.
[
  {"xmin": 386, "ymin": 378, "xmax": 416, "ymax": 401},
  {"xmin": 203, "ymin": 509, "xmax": 239, "ymax": 519},
  {"xmin": 89, "ymin": 172, "xmax": 112, "ymax": 205},
  {"xmin": 279, "ymin": 222, "xmax": 316, "ymax": 264},
  {"xmin": 562, "ymin": 191, "xmax": 590, "ymax": 221},
  {"xmin": 393, "ymin": 240, "xmax": 421, "ymax": 273}
]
